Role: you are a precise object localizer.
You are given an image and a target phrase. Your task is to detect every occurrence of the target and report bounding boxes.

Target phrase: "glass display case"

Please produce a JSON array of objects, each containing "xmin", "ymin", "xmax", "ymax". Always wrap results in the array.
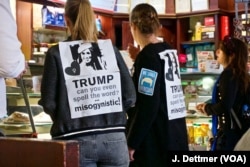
[
  {"xmin": 181, "ymin": 72, "xmax": 219, "ymax": 116},
  {"xmin": 0, "ymin": 77, "xmax": 51, "ymax": 139},
  {"xmin": 181, "ymin": 72, "xmax": 220, "ymax": 150}
]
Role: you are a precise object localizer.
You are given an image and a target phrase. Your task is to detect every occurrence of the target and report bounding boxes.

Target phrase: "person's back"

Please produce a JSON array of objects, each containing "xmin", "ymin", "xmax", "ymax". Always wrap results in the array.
[
  {"xmin": 38, "ymin": 0, "xmax": 136, "ymax": 167},
  {"xmin": 126, "ymin": 3, "xmax": 188, "ymax": 167}
]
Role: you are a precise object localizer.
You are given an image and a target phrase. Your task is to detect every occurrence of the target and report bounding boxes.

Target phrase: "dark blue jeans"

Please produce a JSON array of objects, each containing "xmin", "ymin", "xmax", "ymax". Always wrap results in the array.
[{"xmin": 75, "ymin": 132, "xmax": 129, "ymax": 167}]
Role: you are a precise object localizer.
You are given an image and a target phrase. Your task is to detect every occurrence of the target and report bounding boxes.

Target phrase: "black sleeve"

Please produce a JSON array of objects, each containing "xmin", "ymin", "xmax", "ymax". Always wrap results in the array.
[
  {"xmin": 38, "ymin": 46, "xmax": 59, "ymax": 120},
  {"xmin": 127, "ymin": 49, "xmax": 162, "ymax": 149},
  {"xmin": 205, "ymin": 69, "xmax": 238, "ymax": 116}
]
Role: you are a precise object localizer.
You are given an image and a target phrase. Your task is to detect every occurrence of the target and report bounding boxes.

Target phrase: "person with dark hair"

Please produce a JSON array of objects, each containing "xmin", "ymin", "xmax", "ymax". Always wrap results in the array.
[
  {"xmin": 196, "ymin": 35, "xmax": 250, "ymax": 151},
  {"xmin": 126, "ymin": 3, "xmax": 188, "ymax": 167},
  {"xmin": 38, "ymin": 0, "xmax": 136, "ymax": 166},
  {"xmin": 78, "ymin": 42, "xmax": 106, "ymax": 71}
]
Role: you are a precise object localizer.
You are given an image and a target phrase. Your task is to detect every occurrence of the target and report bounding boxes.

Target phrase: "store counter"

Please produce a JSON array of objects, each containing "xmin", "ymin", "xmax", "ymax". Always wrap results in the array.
[{"xmin": 0, "ymin": 137, "xmax": 79, "ymax": 167}]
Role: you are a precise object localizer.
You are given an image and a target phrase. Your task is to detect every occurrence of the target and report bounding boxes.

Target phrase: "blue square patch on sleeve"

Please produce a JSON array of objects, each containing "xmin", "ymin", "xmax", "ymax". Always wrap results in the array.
[{"xmin": 138, "ymin": 68, "xmax": 158, "ymax": 96}]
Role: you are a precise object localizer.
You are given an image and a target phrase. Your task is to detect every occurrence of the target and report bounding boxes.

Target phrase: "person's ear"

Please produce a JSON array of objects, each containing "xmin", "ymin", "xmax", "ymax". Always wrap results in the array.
[{"xmin": 130, "ymin": 23, "xmax": 136, "ymax": 31}]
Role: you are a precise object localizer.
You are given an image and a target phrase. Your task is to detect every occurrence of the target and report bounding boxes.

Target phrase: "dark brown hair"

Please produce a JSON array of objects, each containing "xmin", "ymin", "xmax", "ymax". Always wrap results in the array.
[{"xmin": 220, "ymin": 35, "xmax": 250, "ymax": 93}]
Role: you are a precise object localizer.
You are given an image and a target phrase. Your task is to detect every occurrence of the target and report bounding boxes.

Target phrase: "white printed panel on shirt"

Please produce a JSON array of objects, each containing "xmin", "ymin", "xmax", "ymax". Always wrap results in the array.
[
  {"xmin": 159, "ymin": 49, "xmax": 187, "ymax": 120},
  {"xmin": 59, "ymin": 39, "xmax": 122, "ymax": 119}
]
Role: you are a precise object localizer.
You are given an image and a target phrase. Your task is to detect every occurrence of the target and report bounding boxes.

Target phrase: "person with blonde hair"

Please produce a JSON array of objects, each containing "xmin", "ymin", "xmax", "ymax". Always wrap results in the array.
[{"xmin": 38, "ymin": 0, "xmax": 136, "ymax": 166}]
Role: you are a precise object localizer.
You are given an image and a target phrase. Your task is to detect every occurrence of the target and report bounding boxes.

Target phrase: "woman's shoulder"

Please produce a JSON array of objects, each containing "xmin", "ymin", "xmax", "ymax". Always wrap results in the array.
[
  {"xmin": 219, "ymin": 68, "xmax": 237, "ymax": 84},
  {"xmin": 139, "ymin": 42, "xmax": 173, "ymax": 58},
  {"xmin": 47, "ymin": 37, "xmax": 70, "ymax": 54},
  {"xmin": 145, "ymin": 42, "xmax": 172, "ymax": 50},
  {"xmin": 47, "ymin": 44, "xmax": 60, "ymax": 56},
  {"xmin": 221, "ymin": 67, "xmax": 233, "ymax": 77}
]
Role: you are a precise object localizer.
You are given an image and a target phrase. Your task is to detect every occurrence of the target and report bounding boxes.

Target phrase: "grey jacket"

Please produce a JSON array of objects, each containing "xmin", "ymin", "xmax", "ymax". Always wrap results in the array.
[{"xmin": 38, "ymin": 41, "xmax": 136, "ymax": 139}]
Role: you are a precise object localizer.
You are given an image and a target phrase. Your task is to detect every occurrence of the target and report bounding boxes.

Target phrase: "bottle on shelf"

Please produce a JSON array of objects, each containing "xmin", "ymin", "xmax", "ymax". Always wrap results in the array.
[
  {"xmin": 220, "ymin": 16, "xmax": 229, "ymax": 40},
  {"xmin": 200, "ymin": 123, "xmax": 210, "ymax": 146},
  {"xmin": 187, "ymin": 121, "xmax": 194, "ymax": 144},
  {"xmin": 193, "ymin": 123, "xmax": 202, "ymax": 145},
  {"xmin": 195, "ymin": 22, "xmax": 202, "ymax": 41}
]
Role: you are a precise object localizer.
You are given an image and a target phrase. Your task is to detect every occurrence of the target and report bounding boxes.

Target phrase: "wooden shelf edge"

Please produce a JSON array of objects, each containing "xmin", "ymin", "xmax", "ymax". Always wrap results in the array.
[
  {"xmin": 181, "ymin": 39, "xmax": 215, "ymax": 45},
  {"xmin": 94, "ymin": 8, "xmax": 248, "ymax": 19},
  {"xmin": 180, "ymin": 72, "xmax": 220, "ymax": 75},
  {"xmin": 42, "ymin": 25, "xmax": 66, "ymax": 31},
  {"xmin": 18, "ymin": 0, "xmax": 64, "ymax": 7}
]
